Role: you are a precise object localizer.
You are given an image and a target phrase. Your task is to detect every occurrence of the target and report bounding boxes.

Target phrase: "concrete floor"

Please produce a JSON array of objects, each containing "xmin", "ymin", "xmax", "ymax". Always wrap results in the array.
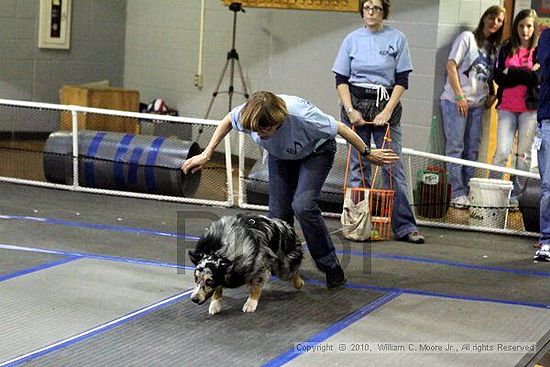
[{"xmin": 0, "ymin": 181, "xmax": 549, "ymax": 366}]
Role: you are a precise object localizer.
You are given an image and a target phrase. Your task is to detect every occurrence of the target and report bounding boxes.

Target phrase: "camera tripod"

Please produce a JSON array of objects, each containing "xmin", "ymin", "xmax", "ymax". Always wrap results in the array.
[{"xmin": 204, "ymin": 2, "xmax": 250, "ymax": 119}]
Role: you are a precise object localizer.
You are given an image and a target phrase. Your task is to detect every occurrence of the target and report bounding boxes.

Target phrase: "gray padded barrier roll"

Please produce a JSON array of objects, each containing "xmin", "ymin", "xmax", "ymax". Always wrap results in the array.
[
  {"xmin": 43, "ymin": 130, "xmax": 201, "ymax": 196},
  {"xmin": 519, "ymin": 177, "xmax": 541, "ymax": 232}
]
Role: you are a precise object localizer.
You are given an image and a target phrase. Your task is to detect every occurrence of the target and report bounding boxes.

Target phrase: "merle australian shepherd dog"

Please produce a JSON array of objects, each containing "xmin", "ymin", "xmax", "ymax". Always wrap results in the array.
[{"xmin": 188, "ymin": 214, "xmax": 304, "ymax": 314}]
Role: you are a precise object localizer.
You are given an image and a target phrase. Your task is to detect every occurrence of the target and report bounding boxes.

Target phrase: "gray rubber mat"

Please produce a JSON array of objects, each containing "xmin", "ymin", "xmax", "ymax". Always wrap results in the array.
[
  {"xmin": 0, "ymin": 248, "xmax": 65, "ymax": 277},
  {"xmin": 286, "ymin": 293, "xmax": 550, "ymax": 367},
  {"xmin": 16, "ymin": 281, "xmax": 385, "ymax": 366},
  {"xmin": 0, "ymin": 258, "xmax": 192, "ymax": 364}
]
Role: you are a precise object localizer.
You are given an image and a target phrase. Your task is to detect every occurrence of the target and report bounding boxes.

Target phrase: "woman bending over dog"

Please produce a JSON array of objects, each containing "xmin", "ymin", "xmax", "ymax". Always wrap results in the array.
[{"xmin": 183, "ymin": 91, "xmax": 398, "ymax": 288}]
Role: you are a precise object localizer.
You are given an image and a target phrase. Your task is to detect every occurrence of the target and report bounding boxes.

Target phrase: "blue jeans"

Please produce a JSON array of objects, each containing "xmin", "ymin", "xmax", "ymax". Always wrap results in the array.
[
  {"xmin": 341, "ymin": 114, "xmax": 418, "ymax": 239},
  {"xmin": 268, "ymin": 139, "xmax": 339, "ymax": 273},
  {"xmin": 538, "ymin": 121, "xmax": 550, "ymax": 245},
  {"xmin": 491, "ymin": 109, "xmax": 537, "ymax": 199},
  {"xmin": 441, "ymin": 99, "xmax": 484, "ymax": 198}
]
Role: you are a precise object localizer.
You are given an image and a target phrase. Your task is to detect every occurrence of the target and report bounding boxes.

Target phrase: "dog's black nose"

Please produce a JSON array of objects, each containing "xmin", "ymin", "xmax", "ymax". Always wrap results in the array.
[{"xmin": 191, "ymin": 296, "xmax": 205, "ymax": 305}]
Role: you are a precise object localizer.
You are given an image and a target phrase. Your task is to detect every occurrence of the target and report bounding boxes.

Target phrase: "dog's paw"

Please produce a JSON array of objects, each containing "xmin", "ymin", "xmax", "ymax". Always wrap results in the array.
[
  {"xmin": 293, "ymin": 274, "xmax": 305, "ymax": 289},
  {"xmin": 242, "ymin": 298, "xmax": 258, "ymax": 313},
  {"xmin": 208, "ymin": 299, "xmax": 222, "ymax": 315}
]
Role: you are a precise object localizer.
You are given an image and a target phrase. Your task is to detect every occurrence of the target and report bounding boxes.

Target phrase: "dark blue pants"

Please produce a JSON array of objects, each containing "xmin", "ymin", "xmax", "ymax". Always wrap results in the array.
[{"xmin": 268, "ymin": 139, "xmax": 339, "ymax": 273}]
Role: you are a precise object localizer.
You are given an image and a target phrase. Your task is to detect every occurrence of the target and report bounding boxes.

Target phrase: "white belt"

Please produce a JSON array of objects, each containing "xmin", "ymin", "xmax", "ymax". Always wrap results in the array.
[{"xmin": 353, "ymin": 83, "xmax": 390, "ymax": 107}]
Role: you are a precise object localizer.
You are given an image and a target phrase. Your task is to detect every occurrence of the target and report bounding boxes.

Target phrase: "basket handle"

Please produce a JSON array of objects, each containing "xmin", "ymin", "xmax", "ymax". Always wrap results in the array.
[
  {"xmin": 343, "ymin": 123, "xmax": 394, "ymax": 192},
  {"xmin": 343, "ymin": 125, "xmax": 368, "ymax": 191},
  {"xmin": 371, "ymin": 124, "xmax": 393, "ymax": 189}
]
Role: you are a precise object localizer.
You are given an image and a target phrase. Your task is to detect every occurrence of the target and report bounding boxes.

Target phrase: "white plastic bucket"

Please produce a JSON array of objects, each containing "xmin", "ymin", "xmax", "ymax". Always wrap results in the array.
[{"xmin": 468, "ymin": 178, "xmax": 513, "ymax": 229}]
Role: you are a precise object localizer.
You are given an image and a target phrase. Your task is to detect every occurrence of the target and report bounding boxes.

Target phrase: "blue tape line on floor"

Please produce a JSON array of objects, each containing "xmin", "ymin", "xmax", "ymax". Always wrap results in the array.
[
  {"xmin": 336, "ymin": 248, "xmax": 550, "ymax": 278},
  {"xmin": 0, "ymin": 215, "xmax": 198, "ymax": 240},
  {"xmin": 0, "ymin": 243, "xmax": 194, "ymax": 271},
  {"xmin": 2, "ymin": 214, "xmax": 548, "ymax": 279},
  {"xmin": 263, "ymin": 292, "xmax": 401, "ymax": 367},
  {"xmin": 0, "ymin": 257, "xmax": 80, "ymax": 283},
  {"xmin": 305, "ymin": 278, "xmax": 550, "ymax": 310},
  {"xmin": 0, "ymin": 290, "xmax": 193, "ymax": 367}
]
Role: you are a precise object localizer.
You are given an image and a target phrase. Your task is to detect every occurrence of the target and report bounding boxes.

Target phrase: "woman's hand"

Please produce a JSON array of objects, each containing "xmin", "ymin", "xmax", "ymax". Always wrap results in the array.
[
  {"xmin": 366, "ymin": 149, "xmax": 399, "ymax": 166},
  {"xmin": 182, "ymin": 152, "xmax": 210, "ymax": 174},
  {"xmin": 456, "ymin": 98, "xmax": 468, "ymax": 117},
  {"xmin": 484, "ymin": 95, "xmax": 497, "ymax": 109},
  {"xmin": 372, "ymin": 109, "xmax": 392, "ymax": 126},
  {"xmin": 347, "ymin": 109, "xmax": 366, "ymax": 126},
  {"xmin": 532, "ymin": 63, "xmax": 540, "ymax": 71}
]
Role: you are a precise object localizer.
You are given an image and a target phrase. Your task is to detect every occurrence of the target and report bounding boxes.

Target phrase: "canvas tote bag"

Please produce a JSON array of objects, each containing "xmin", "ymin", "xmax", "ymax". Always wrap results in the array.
[{"xmin": 341, "ymin": 187, "xmax": 372, "ymax": 241}]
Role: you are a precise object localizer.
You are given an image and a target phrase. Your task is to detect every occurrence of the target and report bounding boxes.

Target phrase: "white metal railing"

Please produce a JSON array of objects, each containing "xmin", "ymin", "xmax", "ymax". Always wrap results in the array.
[
  {"xmin": 240, "ymin": 137, "xmax": 541, "ymax": 237},
  {"xmin": 0, "ymin": 98, "xmax": 542, "ymax": 237},
  {"xmin": 0, "ymin": 98, "xmax": 234, "ymax": 207}
]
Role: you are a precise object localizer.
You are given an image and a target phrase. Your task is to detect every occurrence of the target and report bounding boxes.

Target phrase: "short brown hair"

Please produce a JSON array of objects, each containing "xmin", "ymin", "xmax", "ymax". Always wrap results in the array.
[
  {"xmin": 359, "ymin": 0, "xmax": 391, "ymax": 20},
  {"xmin": 240, "ymin": 91, "xmax": 288, "ymax": 132}
]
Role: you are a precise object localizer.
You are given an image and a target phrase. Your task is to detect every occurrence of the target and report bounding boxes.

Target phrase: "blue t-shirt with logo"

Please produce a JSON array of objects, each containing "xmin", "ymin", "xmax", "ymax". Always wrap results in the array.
[
  {"xmin": 230, "ymin": 95, "xmax": 338, "ymax": 160},
  {"xmin": 332, "ymin": 26, "xmax": 413, "ymax": 87}
]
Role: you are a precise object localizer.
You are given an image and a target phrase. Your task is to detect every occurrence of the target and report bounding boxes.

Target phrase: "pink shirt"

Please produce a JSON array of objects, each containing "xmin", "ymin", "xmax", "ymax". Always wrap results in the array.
[{"xmin": 499, "ymin": 47, "xmax": 535, "ymax": 112}]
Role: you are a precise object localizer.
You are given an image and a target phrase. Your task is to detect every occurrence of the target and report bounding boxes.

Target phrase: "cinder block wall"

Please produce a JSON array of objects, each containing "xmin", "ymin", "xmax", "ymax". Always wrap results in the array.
[
  {"xmin": 0, "ymin": 0, "xmax": 127, "ymax": 132},
  {"xmin": 124, "ymin": 0, "xmax": 501, "ymax": 150},
  {"xmin": 0, "ymin": 0, "xmax": 127, "ymax": 103},
  {"xmin": 1, "ymin": 0, "xmax": 502, "ymax": 145}
]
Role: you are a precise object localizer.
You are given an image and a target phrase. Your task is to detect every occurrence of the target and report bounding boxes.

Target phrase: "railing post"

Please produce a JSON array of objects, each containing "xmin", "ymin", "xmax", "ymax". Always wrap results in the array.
[{"xmin": 71, "ymin": 108, "xmax": 79, "ymax": 187}]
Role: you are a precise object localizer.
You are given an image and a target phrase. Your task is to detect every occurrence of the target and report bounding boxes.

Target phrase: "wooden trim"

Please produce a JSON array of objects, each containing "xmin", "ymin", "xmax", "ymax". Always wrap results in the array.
[
  {"xmin": 503, "ymin": 0, "xmax": 514, "ymax": 40},
  {"xmin": 221, "ymin": 0, "xmax": 359, "ymax": 12}
]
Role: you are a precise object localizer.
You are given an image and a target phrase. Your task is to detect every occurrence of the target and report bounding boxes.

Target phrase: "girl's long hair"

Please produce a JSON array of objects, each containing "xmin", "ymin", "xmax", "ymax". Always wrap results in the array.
[
  {"xmin": 473, "ymin": 5, "xmax": 506, "ymax": 54},
  {"xmin": 506, "ymin": 9, "xmax": 539, "ymax": 57}
]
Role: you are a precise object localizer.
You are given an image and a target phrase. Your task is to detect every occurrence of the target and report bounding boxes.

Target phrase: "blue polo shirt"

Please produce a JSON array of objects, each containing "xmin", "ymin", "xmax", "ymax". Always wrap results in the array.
[{"xmin": 230, "ymin": 95, "xmax": 338, "ymax": 160}]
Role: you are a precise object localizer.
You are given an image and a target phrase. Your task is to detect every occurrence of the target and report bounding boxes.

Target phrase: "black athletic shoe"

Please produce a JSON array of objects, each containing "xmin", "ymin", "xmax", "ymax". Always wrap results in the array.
[{"xmin": 326, "ymin": 265, "xmax": 347, "ymax": 289}]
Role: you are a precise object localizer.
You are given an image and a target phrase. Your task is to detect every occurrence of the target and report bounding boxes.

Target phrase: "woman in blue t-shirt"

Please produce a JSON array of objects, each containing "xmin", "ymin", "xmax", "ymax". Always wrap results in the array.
[
  {"xmin": 183, "ymin": 91, "xmax": 399, "ymax": 287},
  {"xmin": 332, "ymin": 0, "xmax": 424, "ymax": 244}
]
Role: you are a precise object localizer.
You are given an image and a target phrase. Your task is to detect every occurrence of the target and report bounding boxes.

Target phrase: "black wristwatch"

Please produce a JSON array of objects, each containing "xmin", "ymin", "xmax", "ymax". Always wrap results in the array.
[{"xmin": 361, "ymin": 145, "xmax": 371, "ymax": 157}]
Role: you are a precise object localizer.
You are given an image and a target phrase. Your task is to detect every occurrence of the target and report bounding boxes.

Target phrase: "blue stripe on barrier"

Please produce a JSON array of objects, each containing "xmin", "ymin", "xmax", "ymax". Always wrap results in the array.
[
  {"xmin": 84, "ymin": 132, "xmax": 107, "ymax": 187},
  {"xmin": 145, "ymin": 137, "xmax": 165, "ymax": 192},
  {"xmin": 113, "ymin": 134, "xmax": 134, "ymax": 189},
  {"xmin": 127, "ymin": 147, "xmax": 144, "ymax": 185}
]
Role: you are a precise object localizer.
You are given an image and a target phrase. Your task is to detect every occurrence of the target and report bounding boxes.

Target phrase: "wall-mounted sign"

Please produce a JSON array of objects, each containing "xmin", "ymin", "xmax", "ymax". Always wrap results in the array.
[{"xmin": 38, "ymin": 0, "xmax": 72, "ymax": 49}]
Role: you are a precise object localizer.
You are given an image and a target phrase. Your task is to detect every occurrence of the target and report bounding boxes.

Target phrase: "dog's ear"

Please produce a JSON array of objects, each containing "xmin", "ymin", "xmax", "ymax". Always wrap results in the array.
[
  {"xmin": 219, "ymin": 258, "xmax": 232, "ymax": 270},
  {"xmin": 188, "ymin": 250, "xmax": 204, "ymax": 265}
]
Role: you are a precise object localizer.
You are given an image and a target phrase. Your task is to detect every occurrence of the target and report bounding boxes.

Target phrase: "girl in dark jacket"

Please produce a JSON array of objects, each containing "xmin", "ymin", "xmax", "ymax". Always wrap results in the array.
[{"xmin": 491, "ymin": 9, "xmax": 540, "ymax": 206}]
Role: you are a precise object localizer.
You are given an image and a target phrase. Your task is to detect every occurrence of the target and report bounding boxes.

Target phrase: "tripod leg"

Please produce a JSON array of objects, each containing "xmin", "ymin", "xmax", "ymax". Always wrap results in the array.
[
  {"xmin": 235, "ymin": 59, "xmax": 250, "ymax": 99},
  {"xmin": 205, "ymin": 58, "xmax": 231, "ymax": 119},
  {"xmin": 228, "ymin": 57, "xmax": 236, "ymax": 113}
]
